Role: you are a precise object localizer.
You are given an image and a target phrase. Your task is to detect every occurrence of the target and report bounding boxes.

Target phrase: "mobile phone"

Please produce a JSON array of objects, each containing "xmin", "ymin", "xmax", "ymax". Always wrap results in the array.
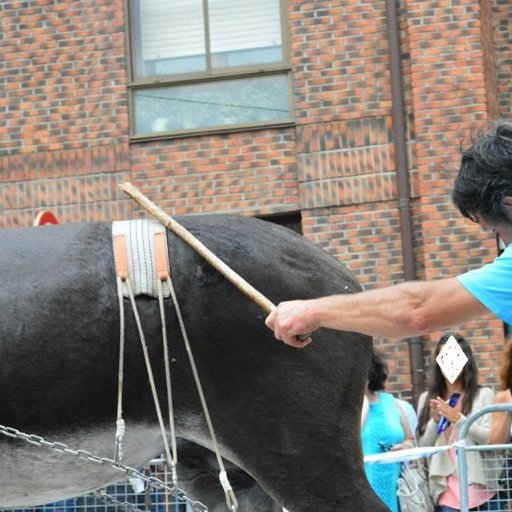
[
  {"xmin": 436, "ymin": 393, "xmax": 461, "ymax": 434},
  {"xmin": 378, "ymin": 442, "xmax": 393, "ymax": 452}
]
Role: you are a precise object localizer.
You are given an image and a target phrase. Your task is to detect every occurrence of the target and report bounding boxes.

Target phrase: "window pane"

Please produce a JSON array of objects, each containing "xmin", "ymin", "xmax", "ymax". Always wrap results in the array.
[
  {"xmin": 209, "ymin": 0, "xmax": 283, "ymax": 68},
  {"xmin": 133, "ymin": 0, "xmax": 206, "ymax": 78},
  {"xmin": 133, "ymin": 75, "xmax": 290, "ymax": 134}
]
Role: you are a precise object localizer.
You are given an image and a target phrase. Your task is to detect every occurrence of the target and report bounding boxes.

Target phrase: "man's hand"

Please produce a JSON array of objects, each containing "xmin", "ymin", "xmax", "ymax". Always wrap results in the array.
[{"xmin": 265, "ymin": 300, "xmax": 317, "ymax": 348}]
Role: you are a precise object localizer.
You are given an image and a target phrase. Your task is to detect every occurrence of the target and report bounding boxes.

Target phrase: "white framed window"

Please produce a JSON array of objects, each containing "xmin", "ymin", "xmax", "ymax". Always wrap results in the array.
[{"xmin": 128, "ymin": 0, "xmax": 292, "ymax": 137}]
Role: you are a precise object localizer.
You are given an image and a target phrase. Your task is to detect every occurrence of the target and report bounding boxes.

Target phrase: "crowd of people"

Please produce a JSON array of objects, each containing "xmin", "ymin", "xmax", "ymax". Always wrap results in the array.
[{"xmin": 362, "ymin": 335, "xmax": 512, "ymax": 512}]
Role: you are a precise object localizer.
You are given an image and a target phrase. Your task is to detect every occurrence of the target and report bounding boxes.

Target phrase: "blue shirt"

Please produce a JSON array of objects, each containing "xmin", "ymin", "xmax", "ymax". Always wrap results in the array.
[
  {"xmin": 457, "ymin": 243, "xmax": 512, "ymax": 324},
  {"xmin": 361, "ymin": 392, "xmax": 405, "ymax": 512}
]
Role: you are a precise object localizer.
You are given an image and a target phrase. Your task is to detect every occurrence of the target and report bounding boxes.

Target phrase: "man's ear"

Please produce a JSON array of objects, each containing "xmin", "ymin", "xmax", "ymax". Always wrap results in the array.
[
  {"xmin": 503, "ymin": 196, "xmax": 512, "ymax": 207},
  {"xmin": 501, "ymin": 196, "xmax": 512, "ymax": 224}
]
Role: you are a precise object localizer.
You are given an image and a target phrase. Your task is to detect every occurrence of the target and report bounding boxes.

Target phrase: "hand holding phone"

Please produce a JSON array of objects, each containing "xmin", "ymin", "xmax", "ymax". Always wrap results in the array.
[{"xmin": 436, "ymin": 393, "xmax": 461, "ymax": 434}]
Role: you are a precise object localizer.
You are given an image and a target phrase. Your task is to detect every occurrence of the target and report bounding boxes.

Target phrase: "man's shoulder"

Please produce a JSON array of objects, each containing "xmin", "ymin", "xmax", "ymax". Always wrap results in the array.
[{"xmin": 456, "ymin": 246, "xmax": 512, "ymax": 323}]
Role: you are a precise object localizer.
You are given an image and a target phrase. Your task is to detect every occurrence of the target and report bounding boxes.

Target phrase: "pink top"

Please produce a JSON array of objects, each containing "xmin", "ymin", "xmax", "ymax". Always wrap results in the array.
[
  {"xmin": 438, "ymin": 427, "xmax": 496, "ymax": 508},
  {"xmin": 438, "ymin": 475, "xmax": 496, "ymax": 509}
]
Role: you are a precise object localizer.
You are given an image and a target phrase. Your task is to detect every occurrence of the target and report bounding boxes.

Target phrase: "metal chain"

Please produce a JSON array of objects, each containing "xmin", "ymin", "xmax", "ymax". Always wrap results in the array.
[{"xmin": 0, "ymin": 424, "xmax": 208, "ymax": 512}]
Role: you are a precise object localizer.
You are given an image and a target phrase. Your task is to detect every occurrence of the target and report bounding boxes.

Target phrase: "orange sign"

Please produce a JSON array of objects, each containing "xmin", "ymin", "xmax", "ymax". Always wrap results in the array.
[{"xmin": 33, "ymin": 211, "xmax": 59, "ymax": 226}]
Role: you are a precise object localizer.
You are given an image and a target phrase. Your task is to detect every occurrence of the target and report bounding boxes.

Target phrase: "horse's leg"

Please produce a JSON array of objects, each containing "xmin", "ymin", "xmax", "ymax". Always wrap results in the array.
[{"xmin": 176, "ymin": 439, "xmax": 282, "ymax": 511}]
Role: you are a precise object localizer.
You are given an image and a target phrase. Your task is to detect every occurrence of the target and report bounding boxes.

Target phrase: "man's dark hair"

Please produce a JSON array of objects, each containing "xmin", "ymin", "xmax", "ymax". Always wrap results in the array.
[
  {"xmin": 367, "ymin": 350, "xmax": 388, "ymax": 392},
  {"xmin": 452, "ymin": 119, "xmax": 512, "ymax": 224}
]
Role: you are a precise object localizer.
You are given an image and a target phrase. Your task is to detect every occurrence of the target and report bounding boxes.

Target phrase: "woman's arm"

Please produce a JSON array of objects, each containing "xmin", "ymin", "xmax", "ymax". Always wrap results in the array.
[
  {"xmin": 391, "ymin": 399, "xmax": 415, "ymax": 450},
  {"xmin": 417, "ymin": 392, "xmax": 441, "ymax": 447},
  {"xmin": 418, "ymin": 418, "xmax": 439, "ymax": 447},
  {"xmin": 489, "ymin": 390, "xmax": 512, "ymax": 444}
]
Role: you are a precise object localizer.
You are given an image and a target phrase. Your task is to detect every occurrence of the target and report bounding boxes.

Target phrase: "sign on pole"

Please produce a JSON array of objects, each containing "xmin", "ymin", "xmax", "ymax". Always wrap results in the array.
[{"xmin": 33, "ymin": 211, "xmax": 59, "ymax": 226}]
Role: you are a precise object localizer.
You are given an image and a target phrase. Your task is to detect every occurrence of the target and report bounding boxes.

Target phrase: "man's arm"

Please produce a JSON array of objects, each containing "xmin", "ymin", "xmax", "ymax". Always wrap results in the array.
[{"xmin": 265, "ymin": 277, "xmax": 489, "ymax": 347}]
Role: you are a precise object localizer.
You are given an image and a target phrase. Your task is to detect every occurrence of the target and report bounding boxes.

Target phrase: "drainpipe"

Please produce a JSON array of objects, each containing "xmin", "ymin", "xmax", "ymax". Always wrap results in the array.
[{"xmin": 384, "ymin": 0, "xmax": 425, "ymax": 405}]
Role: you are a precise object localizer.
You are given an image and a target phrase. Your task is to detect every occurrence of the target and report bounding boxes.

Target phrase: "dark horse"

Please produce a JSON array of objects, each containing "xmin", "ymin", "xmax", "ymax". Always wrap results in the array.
[{"xmin": 0, "ymin": 215, "xmax": 386, "ymax": 511}]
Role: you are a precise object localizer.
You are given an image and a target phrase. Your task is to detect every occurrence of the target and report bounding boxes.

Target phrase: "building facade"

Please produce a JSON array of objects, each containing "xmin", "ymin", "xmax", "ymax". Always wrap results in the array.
[{"xmin": 1, "ymin": 0, "xmax": 511, "ymax": 399}]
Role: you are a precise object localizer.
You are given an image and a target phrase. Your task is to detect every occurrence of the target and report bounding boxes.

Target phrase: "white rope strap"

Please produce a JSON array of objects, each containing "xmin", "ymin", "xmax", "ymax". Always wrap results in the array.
[
  {"xmin": 113, "ymin": 235, "xmax": 129, "ymax": 462},
  {"xmin": 154, "ymin": 232, "xmax": 178, "ymax": 468},
  {"xmin": 114, "ymin": 276, "xmax": 126, "ymax": 462},
  {"xmin": 165, "ymin": 274, "xmax": 238, "ymax": 512},
  {"xmin": 124, "ymin": 277, "xmax": 175, "ymax": 472},
  {"xmin": 113, "ymin": 228, "xmax": 178, "ymax": 483},
  {"xmin": 115, "ymin": 284, "xmax": 126, "ymax": 463},
  {"xmin": 157, "ymin": 278, "xmax": 178, "ymax": 485}
]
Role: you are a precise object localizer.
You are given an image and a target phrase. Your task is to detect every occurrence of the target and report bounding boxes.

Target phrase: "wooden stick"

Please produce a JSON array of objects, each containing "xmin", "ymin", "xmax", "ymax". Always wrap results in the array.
[{"xmin": 119, "ymin": 181, "xmax": 276, "ymax": 314}]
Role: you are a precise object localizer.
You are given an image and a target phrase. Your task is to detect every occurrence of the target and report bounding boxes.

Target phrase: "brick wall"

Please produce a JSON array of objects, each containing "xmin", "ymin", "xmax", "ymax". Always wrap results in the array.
[
  {"xmin": 296, "ymin": 116, "xmax": 418, "ymax": 208},
  {"xmin": 480, "ymin": 0, "xmax": 500, "ymax": 118},
  {"xmin": 406, "ymin": 0, "xmax": 504, "ymax": 387},
  {"xmin": 289, "ymin": 0, "xmax": 391, "ymax": 122},
  {"xmin": 0, "ymin": 0, "xmax": 129, "ymax": 154},
  {"xmin": 0, "ymin": 0, "xmax": 509, "ymax": 397},
  {"xmin": 0, "ymin": 0, "xmax": 131, "ymax": 226},
  {"xmin": 130, "ymin": 129, "xmax": 300, "ymax": 217},
  {"xmin": 0, "ymin": 145, "xmax": 131, "ymax": 227},
  {"xmin": 494, "ymin": 0, "xmax": 512, "ymax": 117}
]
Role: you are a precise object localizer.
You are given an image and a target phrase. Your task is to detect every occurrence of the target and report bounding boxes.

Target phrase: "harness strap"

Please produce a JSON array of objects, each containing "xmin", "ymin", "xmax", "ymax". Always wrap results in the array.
[
  {"xmin": 112, "ymin": 219, "xmax": 170, "ymax": 298},
  {"xmin": 113, "ymin": 235, "xmax": 129, "ymax": 282},
  {"xmin": 112, "ymin": 234, "xmax": 129, "ymax": 462},
  {"xmin": 112, "ymin": 220, "xmax": 238, "ymax": 510},
  {"xmin": 112, "ymin": 228, "xmax": 176, "ymax": 477},
  {"xmin": 124, "ymin": 277, "xmax": 175, "ymax": 474},
  {"xmin": 154, "ymin": 232, "xmax": 170, "ymax": 280},
  {"xmin": 157, "ymin": 278, "xmax": 177, "ymax": 468},
  {"xmin": 154, "ymin": 230, "xmax": 177, "ymax": 463}
]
